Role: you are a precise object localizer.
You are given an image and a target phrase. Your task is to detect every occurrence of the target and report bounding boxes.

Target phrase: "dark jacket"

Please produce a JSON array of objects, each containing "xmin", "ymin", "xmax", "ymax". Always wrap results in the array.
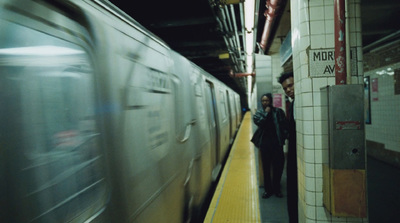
[{"xmin": 251, "ymin": 107, "xmax": 288, "ymax": 148}]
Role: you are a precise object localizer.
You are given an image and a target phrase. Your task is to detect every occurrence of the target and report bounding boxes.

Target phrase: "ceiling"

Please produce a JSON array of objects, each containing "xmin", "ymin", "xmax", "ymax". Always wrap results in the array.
[{"xmin": 109, "ymin": 0, "xmax": 400, "ymax": 97}]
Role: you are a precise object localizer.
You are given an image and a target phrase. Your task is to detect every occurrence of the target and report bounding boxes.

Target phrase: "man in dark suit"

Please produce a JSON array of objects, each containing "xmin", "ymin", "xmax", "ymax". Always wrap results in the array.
[{"xmin": 278, "ymin": 72, "xmax": 298, "ymax": 223}]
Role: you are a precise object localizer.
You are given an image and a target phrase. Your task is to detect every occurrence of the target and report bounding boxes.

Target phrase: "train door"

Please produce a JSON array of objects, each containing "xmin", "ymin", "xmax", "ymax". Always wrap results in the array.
[
  {"xmin": 225, "ymin": 91, "xmax": 233, "ymax": 143},
  {"xmin": 232, "ymin": 95, "xmax": 239, "ymax": 128},
  {"xmin": 217, "ymin": 88, "xmax": 230, "ymax": 162},
  {"xmin": 228, "ymin": 92, "xmax": 237, "ymax": 136},
  {"xmin": 204, "ymin": 81, "xmax": 220, "ymax": 180},
  {"xmin": 235, "ymin": 94, "xmax": 241, "ymax": 126}
]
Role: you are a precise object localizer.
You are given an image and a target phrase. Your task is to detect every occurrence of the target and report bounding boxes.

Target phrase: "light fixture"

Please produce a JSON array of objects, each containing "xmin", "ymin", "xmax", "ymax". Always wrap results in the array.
[
  {"xmin": 244, "ymin": 0, "xmax": 255, "ymax": 74},
  {"xmin": 375, "ymin": 67, "xmax": 395, "ymax": 76}
]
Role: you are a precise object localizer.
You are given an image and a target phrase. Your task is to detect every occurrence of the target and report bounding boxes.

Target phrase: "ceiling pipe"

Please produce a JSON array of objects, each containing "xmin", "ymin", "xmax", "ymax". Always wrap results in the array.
[
  {"xmin": 224, "ymin": 6, "xmax": 234, "ymax": 33},
  {"xmin": 239, "ymin": 3, "xmax": 246, "ymax": 72},
  {"xmin": 208, "ymin": 1, "xmax": 247, "ymax": 91},
  {"xmin": 334, "ymin": 0, "xmax": 347, "ymax": 85},
  {"xmin": 218, "ymin": 9, "xmax": 236, "ymax": 54},
  {"xmin": 259, "ymin": 0, "xmax": 280, "ymax": 51},
  {"xmin": 217, "ymin": 3, "xmax": 245, "ymax": 73},
  {"xmin": 363, "ymin": 30, "xmax": 400, "ymax": 53},
  {"xmin": 229, "ymin": 70, "xmax": 256, "ymax": 78},
  {"xmin": 225, "ymin": 4, "xmax": 244, "ymax": 69},
  {"xmin": 235, "ymin": 72, "xmax": 255, "ymax": 77},
  {"xmin": 218, "ymin": 6, "xmax": 230, "ymax": 33},
  {"xmin": 230, "ymin": 5, "xmax": 242, "ymax": 59},
  {"xmin": 259, "ymin": 0, "xmax": 285, "ymax": 52}
]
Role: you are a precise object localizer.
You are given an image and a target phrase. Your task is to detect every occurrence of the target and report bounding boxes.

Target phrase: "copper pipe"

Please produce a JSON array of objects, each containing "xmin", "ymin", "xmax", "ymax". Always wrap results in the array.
[
  {"xmin": 230, "ymin": 70, "xmax": 256, "ymax": 77},
  {"xmin": 259, "ymin": 0, "xmax": 283, "ymax": 52}
]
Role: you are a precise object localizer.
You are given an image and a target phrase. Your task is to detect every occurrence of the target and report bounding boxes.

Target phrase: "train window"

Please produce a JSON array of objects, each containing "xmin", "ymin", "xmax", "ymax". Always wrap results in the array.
[
  {"xmin": 205, "ymin": 82, "xmax": 217, "ymax": 129},
  {"xmin": 193, "ymin": 79, "xmax": 209, "ymax": 141},
  {"xmin": 192, "ymin": 69, "xmax": 203, "ymax": 97},
  {"xmin": 171, "ymin": 75, "xmax": 185, "ymax": 138},
  {"xmin": 219, "ymin": 89, "xmax": 227, "ymax": 121},
  {"xmin": 0, "ymin": 21, "xmax": 107, "ymax": 222}
]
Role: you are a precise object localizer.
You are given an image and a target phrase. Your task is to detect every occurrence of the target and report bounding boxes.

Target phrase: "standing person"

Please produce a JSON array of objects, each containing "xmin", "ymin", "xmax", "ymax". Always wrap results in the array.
[
  {"xmin": 278, "ymin": 72, "xmax": 298, "ymax": 223},
  {"xmin": 251, "ymin": 93, "xmax": 288, "ymax": 199}
]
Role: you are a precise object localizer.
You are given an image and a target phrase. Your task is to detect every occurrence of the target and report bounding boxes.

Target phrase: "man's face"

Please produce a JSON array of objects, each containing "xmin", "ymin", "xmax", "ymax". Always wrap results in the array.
[
  {"xmin": 261, "ymin": 96, "xmax": 271, "ymax": 108},
  {"xmin": 282, "ymin": 77, "xmax": 294, "ymax": 100}
]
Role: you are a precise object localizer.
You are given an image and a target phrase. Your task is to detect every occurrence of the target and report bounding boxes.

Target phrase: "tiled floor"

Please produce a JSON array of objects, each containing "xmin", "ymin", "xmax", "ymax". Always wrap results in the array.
[
  {"xmin": 205, "ymin": 113, "xmax": 400, "ymax": 223},
  {"xmin": 255, "ymin": 147, "xmax": 289, "ymax": 223}
]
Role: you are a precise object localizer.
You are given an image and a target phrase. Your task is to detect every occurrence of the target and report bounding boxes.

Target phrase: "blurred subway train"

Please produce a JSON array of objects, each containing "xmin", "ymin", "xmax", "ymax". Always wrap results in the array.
[{"xmin": 0, "ymin": 0, "xmax": 242, "ymax": 222}]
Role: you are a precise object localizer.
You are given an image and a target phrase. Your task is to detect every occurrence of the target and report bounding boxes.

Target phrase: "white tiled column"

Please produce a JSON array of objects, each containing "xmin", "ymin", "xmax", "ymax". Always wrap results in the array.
[{"xmin": 290, "ymin": 0, "xmax": 366, "ymax": 222}]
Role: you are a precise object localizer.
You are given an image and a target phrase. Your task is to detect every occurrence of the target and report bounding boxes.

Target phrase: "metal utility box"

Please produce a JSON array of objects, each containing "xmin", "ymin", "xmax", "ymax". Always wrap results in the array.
[{"xmin": 320, "ymin": 85, "xmax": 367, "ymax": 218}]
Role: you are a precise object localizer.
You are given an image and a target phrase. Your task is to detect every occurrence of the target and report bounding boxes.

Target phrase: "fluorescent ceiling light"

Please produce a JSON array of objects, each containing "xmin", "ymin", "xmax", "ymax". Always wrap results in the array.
[
  {"xmin": 244, "ymin": 0, "xmax": 255, "ymax": 31},
  {"xmin": 244, "ymin": 0, "xmax": 255, "ymax": 74}
]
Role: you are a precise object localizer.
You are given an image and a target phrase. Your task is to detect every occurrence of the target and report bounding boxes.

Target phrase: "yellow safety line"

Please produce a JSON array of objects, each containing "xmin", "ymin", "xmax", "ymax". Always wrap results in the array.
[{"xmin": 204, "ymin": 112, "xmax": 261, "ymax": 223}]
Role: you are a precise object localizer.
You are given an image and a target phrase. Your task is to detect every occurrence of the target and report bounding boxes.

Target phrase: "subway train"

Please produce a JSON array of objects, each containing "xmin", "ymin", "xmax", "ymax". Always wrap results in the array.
[{"xmin": 0, "ymin": 0, "xmax": 242, "ymax": 222}]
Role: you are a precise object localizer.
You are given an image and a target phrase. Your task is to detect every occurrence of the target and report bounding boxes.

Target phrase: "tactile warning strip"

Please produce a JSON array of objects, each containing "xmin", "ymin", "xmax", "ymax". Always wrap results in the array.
[{"xmin": 204, "ymin": 112, "xmax": 261, "ymax": 223}]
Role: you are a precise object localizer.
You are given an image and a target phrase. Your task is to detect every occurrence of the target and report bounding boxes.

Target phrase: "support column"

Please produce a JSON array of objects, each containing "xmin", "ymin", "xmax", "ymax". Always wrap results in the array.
[{"xmin": 290, "ymin": 0, "xmax": 366, "ymax": 222}]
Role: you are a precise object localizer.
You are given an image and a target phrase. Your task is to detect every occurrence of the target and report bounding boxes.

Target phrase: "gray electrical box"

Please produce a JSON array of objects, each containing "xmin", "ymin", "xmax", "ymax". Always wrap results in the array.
[
  {"xmin": 320, "ymin": 85, "xmax": 365, "ymax": 169},
  {"xmin": 321, "ymin": 84, "xmax": 367, "ymax": 217}
]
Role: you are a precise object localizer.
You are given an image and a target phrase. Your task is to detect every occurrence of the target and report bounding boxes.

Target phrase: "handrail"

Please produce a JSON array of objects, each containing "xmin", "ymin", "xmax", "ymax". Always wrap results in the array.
[{"xmin": 177, "ymin": 119, "xmax": 197, "ymax": 143}]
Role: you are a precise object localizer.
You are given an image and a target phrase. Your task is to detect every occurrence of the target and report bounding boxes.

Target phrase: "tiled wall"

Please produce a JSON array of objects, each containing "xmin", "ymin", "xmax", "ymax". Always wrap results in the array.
[
  {"xmin": 289, "ymin": 0, "xmax": 367, "ymax": 222},
  {"xmin": 271, "ymin": 53, "xmax": 286, "ymax": 110},
  {"xmin": 363, "ymin": 41, "xmax": 400, "ymax": 159},
  {"xmin": 365, "ymin": 62, "xmax": 400, "ymax": 153}
]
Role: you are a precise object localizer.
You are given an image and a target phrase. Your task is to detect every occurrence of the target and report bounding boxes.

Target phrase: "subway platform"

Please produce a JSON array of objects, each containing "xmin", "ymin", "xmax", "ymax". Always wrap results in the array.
[{"xmin": 204, "ymin": 111, "xmax": 400, "ymax": 223}]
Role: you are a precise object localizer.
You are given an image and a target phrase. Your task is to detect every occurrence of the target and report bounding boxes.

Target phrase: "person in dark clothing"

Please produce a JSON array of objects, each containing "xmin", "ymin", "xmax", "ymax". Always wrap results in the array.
[
  {"xmin": 251, "ymin": 93, "xmax": 288, "ymax": 199},
  {"xmin": 278, "ymin": 72, "xmax": 298, "ymax": 223}
]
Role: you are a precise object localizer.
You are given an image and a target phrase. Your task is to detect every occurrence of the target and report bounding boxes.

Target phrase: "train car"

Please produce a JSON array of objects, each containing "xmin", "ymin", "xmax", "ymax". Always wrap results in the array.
[{"xmin": 0, "ymin": 0, "xmax": 241, "ymax": 222}]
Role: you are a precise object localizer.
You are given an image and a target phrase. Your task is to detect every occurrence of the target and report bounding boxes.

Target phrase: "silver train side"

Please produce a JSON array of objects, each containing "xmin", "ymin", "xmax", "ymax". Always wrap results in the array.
[{"xmin": 0, "ymin": 0, "xmax": 242, "ymax": 222}]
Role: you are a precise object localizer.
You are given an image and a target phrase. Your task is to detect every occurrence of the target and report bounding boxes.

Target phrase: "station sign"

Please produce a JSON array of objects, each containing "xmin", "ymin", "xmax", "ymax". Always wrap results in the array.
[{"xmin": 309, "ymin": 48, "xmax": 357, "ymax": 77}]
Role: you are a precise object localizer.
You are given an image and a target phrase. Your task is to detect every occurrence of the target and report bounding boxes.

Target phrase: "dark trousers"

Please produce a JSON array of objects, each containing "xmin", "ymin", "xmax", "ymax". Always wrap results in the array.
[{"xmin": 260, "ymin": 141, "xmax": 284, "ymax": 194}]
